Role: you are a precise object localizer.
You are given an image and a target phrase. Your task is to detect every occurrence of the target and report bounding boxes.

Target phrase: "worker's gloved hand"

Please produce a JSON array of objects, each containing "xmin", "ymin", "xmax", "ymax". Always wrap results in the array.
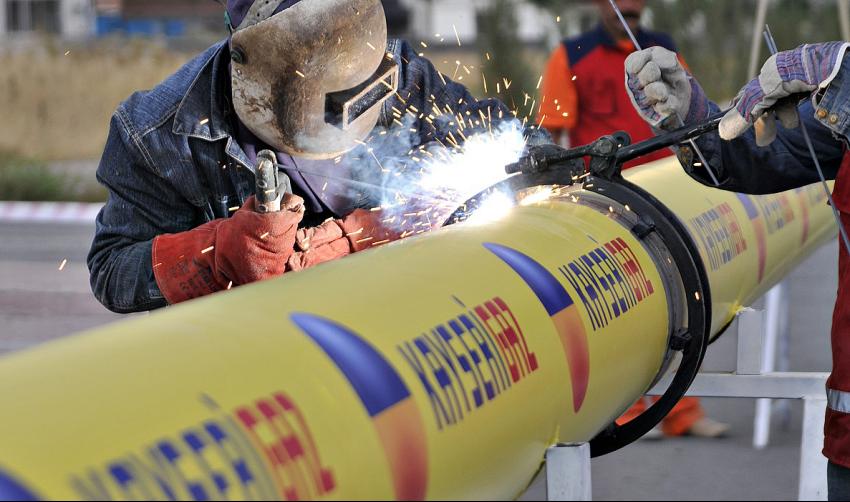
[
  {"xmin": 625, "ymin": 46, "xmax": 709, "ymax": 131},
  {"xmin": 287, "ymin": 208, "xmax": 403, "ymax": 271},
  {"xmin": 721, "ymin": 42, "xmax": 850, "ymax": 146},
  {"xmin": 152, "ymin": 195, "xmax": 305, "ymax": 304}
]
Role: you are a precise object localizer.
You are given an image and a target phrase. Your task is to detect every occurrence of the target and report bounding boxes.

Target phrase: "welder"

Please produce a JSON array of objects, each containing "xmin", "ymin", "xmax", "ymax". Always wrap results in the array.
[
  {"xmin": 87, "ymin": 0, "xmax": 513, "ymax": 314},
  {"xmin": 625, "ymin": 41, "xmax": 850, "ymax": 500}
]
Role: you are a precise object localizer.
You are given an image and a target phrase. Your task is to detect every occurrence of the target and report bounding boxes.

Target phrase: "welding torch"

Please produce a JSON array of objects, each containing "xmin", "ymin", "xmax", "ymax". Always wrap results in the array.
[
  {"xmin": 506, "ymin": 111, "xmax": 724, "ymax": 179},
  {"xmin": 255, "ymin": 149, "xmax": 292, "ymax": 214}
]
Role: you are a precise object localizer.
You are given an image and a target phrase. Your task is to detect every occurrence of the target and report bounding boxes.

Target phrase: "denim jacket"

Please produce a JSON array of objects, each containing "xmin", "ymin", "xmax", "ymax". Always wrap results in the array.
[
  {"xmin": 678, "ymin": 57, "xmax": 850, "ymax": 194},
  {"xmin": 88, "ymin": 39, "xmax": 512, "ymax": 313}
]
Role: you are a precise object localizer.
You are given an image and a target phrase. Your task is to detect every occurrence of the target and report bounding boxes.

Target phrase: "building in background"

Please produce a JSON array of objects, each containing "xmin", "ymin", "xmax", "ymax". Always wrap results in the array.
[
  {"xmin": 0, "ymin": 0, "xmax": 590, "ymax": 45},
  {"xmin": 92, "ymin": 0, "xmax": 410, "ymax": 39},
  {"xmin": 401, "ymin": 0, "xmax": 596, "ymax": 47},
  {"xmin": 93, "ymin": 0, "xmax": 221, "ymax": 38},
  {"xmin": 0, "ymin": 0, "xmax": 92, "ymax": 39}
]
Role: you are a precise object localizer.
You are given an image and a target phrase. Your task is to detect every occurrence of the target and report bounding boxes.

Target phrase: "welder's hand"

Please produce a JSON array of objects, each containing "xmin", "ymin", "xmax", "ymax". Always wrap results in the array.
[
  {"xmin": 286, "ymin": 239, "xmax": 351, "ymax": 272},
  {"xmin": 625, "ymin": 46, "xmax": 708, "ymax": 131},
  {"xmin": 152, "ymin": 195, "xmax": 304, "ymax": 304},
  {"xmin": 721, "ymin": 42, "xmax": 850, "ymax": 146},
  {"xmin": 299, "ymin": 208, "xmax": 403, "ymax": 253},
  {"xmin": 286, "ymin": 208, "xmax": 404, "ymax": 272}
]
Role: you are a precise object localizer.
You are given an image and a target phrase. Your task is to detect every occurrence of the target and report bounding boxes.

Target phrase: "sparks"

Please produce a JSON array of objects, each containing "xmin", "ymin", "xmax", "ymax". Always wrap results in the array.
[{"xmin": 58, "ymin": 259, "xmax": 67, "ymax": 271}]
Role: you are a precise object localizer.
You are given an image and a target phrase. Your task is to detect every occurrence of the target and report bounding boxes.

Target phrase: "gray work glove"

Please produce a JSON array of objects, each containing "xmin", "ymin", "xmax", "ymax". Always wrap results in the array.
[
  {"xmin": 720, "ymin": 42, "xmax": 850, "ymax": 146},
  {"xmin": 625, "ymin": 46, "xmax": 710, "ymax": 131}
]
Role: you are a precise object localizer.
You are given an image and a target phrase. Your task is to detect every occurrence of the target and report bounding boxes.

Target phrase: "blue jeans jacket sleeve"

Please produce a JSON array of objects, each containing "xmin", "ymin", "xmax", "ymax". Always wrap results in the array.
[
  {"xmin": 87, "ymin": 111, "xmax": 185, "ymax": 313},
  {"xmin": 679, "ymin": 60, "xmax": 850, "ymax": 194},
  {"xmin": 382, "ymin": 40, "xmax": 514, "ymax": 144}
]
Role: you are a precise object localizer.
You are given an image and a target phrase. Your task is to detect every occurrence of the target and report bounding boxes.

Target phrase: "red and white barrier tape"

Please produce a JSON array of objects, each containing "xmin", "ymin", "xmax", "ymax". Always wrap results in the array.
[{"xmin": 0, "ymin": 202, "xmax": 102, "ymax": 224}]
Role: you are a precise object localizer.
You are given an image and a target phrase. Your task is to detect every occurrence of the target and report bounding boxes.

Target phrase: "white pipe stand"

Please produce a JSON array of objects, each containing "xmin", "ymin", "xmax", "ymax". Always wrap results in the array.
[
  {"xmin": 546, "ymin": 443, "xmax": 592, "ymax": 501},
  {"xmin": 648, "ymin": 307, "xmax": 829, "ymax": 500},
  {"xmin": 754, "ymin": 282, "xmax": 790, "ymax": 449}
]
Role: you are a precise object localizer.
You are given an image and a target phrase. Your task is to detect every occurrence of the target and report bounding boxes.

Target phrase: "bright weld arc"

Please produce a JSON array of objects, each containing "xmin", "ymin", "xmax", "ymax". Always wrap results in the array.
[
  {"xmin": 606, "ymin": 0, "xmax": 721, "ymax": 187},
  {"xmin": 763, "ymin": 26, "xmax": 850, "ymax": 254}
]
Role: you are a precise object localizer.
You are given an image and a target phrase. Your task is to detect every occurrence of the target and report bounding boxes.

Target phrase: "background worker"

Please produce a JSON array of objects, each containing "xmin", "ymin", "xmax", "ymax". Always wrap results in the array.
[
  {"xmin": 625, "ymin": 40, "xmax": 850, "ymax": 500},
  {"xmin": 539, "ymin": 0, "xmax": 727, "ymax": 438},
  {"xmin": 539, "ymin": 0, "xmax": 681, "ymax": 169},
  {"xmin": 87, "ymin": 0, "xmax": 514, "ymax": 314}
]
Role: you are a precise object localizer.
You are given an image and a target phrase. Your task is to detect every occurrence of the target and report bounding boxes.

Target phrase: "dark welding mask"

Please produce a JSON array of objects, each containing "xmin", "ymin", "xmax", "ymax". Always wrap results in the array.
[{"xmin": 229, "ymin": 0, "xmax": 399, "ymax": 159}]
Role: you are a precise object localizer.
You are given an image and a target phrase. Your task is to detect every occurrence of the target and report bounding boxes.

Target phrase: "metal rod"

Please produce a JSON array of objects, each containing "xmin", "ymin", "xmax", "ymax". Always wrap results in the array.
[
  {"xmin": 763, "ymin": 24, "xmax": 778, "ymax": 55},
  {"xmin": 748, "ymin": 0, "xmax": 771, "ymax": 78},
  {"xmin": 616, "ymin": 111, "xmax": 725, "ymax": 164},
  {"xmin": 763, "ymin": 27, "xmax": 850, "ymax": 253},
  {"xmin": 839, "ymin": 0, "xmax": 850, "ymax": 43},
  {"xmin": 607, "ymin": 0, "xmax": 722, "ymax": 186}
]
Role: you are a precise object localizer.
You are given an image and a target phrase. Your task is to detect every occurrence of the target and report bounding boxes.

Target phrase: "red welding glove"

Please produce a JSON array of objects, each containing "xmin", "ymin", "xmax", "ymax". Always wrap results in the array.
[
  {"xmin": 152, "ymin": 195, "xmax": 305, "ymax": 304},
  {"xmin": 286, "ymin": 208, "xmax": 403, "ymax": 271}
]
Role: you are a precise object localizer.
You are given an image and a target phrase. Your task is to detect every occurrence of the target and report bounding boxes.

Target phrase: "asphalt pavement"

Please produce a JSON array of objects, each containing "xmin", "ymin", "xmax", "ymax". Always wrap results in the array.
[{"xmin": 0, "ymin": 221, "xmax": 838, "ymax": 500}]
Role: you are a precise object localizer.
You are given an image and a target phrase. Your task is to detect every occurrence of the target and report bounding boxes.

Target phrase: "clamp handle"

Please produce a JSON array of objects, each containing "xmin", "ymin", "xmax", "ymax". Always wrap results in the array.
[{"xmin": 255, "ymin": 150, "xmax": 292, "ymax": 214}]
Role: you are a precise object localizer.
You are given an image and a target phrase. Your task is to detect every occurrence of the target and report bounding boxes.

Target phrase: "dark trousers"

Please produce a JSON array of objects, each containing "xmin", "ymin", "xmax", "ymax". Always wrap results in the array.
[{"xmin": 830, "ymin": 462, "xmax": 850, "ymax": 501}]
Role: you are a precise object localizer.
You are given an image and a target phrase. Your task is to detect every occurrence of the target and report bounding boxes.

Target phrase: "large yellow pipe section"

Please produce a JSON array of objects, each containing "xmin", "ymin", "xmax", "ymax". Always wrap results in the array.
[
  {"xmin": 0, "ymin": 158, "xmax": 836, "ymax": 501},
  {"xmin": 626, "ymin": 158, "xmax": 836, "ymax": 336}
]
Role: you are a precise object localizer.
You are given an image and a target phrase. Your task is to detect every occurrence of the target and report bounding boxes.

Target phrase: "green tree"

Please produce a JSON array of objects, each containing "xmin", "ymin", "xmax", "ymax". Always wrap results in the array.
[{"xmin": 477, "ymin": 0, "xmax": 539, "ymax": 120}]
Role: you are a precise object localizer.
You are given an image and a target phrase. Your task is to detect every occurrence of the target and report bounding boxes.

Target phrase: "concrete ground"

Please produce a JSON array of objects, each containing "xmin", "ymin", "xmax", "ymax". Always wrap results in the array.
[{"xmin": 0, "ymin": 221, "xmax": 838, "ymax": 500}]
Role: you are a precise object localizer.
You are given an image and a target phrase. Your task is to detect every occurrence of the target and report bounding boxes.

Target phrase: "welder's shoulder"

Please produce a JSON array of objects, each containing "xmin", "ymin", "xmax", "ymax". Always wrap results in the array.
[
  {"xmin": 114, "ymin": 42, "xmax": 225, "ymax": 137},
  {"xmin": 387, "ymin": 38, "xmax": 433, "ymax": 85},
  {"xmin": 386, "ymin": 38, "xmax": 472, "ymax": 103}
]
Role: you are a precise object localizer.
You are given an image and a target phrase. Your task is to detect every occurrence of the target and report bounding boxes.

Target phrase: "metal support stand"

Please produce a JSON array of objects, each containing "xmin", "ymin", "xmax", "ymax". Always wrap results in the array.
[
  {"xmin": 754, "ymin": 283, "xmax": 791, "ymax": 449},
  {"xmin": 647, "ymin": 294, "xmax": 829, "ymax": 501},
  {"xmin": 546, "ymin": 443, "xmax": 592, "ymax": 501}
]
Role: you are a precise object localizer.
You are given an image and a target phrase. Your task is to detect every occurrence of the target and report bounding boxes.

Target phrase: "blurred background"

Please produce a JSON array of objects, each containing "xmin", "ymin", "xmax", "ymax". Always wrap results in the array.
[
  {"xmin": 0, "ymin": 3, "xmax": 843, "ymax": 500},
  {"xmin": 1, "ymin": 0, "xmax": 849, "ymax": 203}
]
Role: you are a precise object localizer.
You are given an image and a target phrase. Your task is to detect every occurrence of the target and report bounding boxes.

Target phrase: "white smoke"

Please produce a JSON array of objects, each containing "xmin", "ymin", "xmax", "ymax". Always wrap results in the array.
[{"xmin": 368, "ymin": 118, "xmax": 528, "ymax": 233}]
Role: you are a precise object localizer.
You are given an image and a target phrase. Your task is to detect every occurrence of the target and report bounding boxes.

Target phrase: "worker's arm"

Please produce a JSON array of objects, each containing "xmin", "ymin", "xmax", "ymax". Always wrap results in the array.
[
  {"xmin": 538, "ymin": 44, "xmax": 579, "ymax": 147},
  {"xmin": 625, "ymin": 45, "xmax": 846, "ymax": 194},
  {"xmin": 87, "ymin": 111, "xmax": 184, "ymax": 313},
  {"xmin": 88, "ymin": 111, "xmax": 304, "ymax": 313},
  {"xmin": 681, "ymin": 100, "xmax": 843, "ymax": 194}
]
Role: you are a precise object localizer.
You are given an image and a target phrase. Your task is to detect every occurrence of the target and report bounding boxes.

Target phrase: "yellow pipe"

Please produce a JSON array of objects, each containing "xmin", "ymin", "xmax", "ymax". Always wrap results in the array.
[
  {"xmin": 626, "ymin": 158, "xmax": 836, "ymax": 336},
  {"xmin": 0, "ymin": 158, "xmax": 837, "ymax": 501}
]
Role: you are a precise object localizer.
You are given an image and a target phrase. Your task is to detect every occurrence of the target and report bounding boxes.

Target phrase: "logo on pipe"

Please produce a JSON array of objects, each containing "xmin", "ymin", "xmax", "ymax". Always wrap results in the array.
[
  {"xmin": 558, "ymin": 238, "xmax": 655, "ymax": 332},
  {"xmin": 61, "ymin": 392, "xmax": 335, "ymax": 501},
  {"xmin": 484, "ymin": 243, "xmax": 590, "ymax": 413},
  {"xmin": 292, "ymin": 314, "xmax": 428, "ymax": 501},
  {"xmin": 737, "ymin": 194, "xmax": 768, "ymax": 282},
  {"xmin": 688, "ymin": 202, "xmax": 748, "ymax": 274}
]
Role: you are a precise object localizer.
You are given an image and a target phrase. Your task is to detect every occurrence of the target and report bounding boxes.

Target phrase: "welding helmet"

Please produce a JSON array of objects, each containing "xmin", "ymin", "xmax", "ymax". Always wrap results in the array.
[{"xmin": 227, "ymin": 0, "xmax": 399, "ymax": 159}]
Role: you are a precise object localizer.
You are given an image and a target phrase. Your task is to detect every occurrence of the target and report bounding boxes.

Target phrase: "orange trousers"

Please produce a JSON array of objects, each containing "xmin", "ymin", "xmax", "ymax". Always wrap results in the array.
[{"xmin": 616, "ymin": 397, "xmax": 705, "ymax": 436}]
